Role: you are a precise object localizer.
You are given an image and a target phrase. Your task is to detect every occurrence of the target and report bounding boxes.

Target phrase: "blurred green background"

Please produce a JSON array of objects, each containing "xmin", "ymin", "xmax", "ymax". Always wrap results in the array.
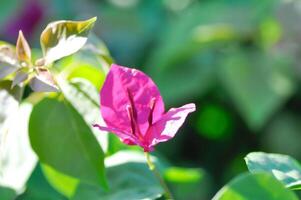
[{"xmin": 2, "ymin": 0, "xmax": 301, "ymax": 199}]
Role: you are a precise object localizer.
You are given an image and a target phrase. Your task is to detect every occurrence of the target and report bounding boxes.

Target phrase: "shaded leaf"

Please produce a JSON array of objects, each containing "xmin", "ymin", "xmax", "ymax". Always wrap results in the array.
[
  {"xmin": 213, "ymin": 172, "xmax": 298, "ymax": 200},
  {"xmin": 29, "ymin": 98, "xmax": 107, "ymax": 188},
  {"xmin": 262, "ymin": 112, "xmax": 301, "ymax": 159},
  {"xmin": 219, "ymin": 50, "xmax": 295, "ymax": 130},
  {"xmin": 245, "ymin": 152, "xmax": 301, "ymax": 190},
  {"xmin": 72, "ymin": 151, "xmax": 163, "ymax": 200},
  {"xmin": 40, "ymin": 17, "xmax": 96, "ymax": 64},
  {"xmin": 0, "ymin": 186, "xmax": 16, "ymax": 200},
  {"xmin": 16, "ymin": 31, "xmax": 31, "ymax": 63}
]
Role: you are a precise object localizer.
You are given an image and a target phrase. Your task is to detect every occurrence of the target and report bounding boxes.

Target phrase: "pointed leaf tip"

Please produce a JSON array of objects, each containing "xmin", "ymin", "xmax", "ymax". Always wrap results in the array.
[{"xmin": 16, "ymin": 30, "xmax": 31, "ymax": 63}]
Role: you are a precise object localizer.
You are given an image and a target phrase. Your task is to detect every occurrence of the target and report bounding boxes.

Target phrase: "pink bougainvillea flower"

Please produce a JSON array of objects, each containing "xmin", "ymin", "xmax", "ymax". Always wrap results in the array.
[{"xmin": 93, "ymin": 64, "xmax": 196, "ymax": 152}]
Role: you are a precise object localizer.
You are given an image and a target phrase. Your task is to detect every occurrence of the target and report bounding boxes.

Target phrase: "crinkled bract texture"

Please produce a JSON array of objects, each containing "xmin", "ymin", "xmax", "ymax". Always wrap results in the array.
[{"xmin": 94, "ymin": 64, "xmax": 196, "ymax": 152}]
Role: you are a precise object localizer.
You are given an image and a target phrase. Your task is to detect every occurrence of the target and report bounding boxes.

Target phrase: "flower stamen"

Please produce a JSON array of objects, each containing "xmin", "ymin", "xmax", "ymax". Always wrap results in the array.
[
  {"xmin": 126, "ymin": 105, "xmax": 137, "ymax": 137},
  {"xmin": 148, "ymin": 97, "xmax": 156, "ymax": 125}
]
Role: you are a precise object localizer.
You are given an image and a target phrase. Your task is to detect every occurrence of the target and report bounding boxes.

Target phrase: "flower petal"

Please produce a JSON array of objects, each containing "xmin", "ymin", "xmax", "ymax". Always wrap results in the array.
[
  {"xmin": 149, "ymin": 103, "xmax": 196, "ymax": 146},
  {"xmin": 93, "ymin": 124, "xmax": 137, "ymax": 145},
  {"xmin": 100, "ymin": 64, "xmax": 165, "ymax": 136}
]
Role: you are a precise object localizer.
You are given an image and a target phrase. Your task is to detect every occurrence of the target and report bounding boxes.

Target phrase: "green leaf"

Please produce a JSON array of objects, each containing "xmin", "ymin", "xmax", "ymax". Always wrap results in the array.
[
  {"xmin": 72, "ymin": 151, "xmax": 163, "ymax": 200},
  {"xmin": 213, "ymin": 172, "xmax": 298, "ymax": 200},
  {"xmin": 245, "ymin": 152, "xmax": 301, "ymax": 190},
  {"xmin": 40, "ymin": 17, "xmax": 97, "ymax": 64},
  {"xmin": 41, "ymin": 164, "xmax": 79, "ymax": 198},
  {"xmin": 58, "ymin": 78, "xmax": 108, "ymax": 153},
  {"xmin": 262, "ymin": 113, "xmax": 301, "ymax": 157},
  {"xmin": 164, "ymin": 167, "xmax": 212, "ymax": 200},
  {"xmin": 0, "ymin": 186, "xmax": 16, "ymax": 200},
  {"xmin": 0, "ymin": 103, "xmax": 37, "ymax": 193},
  {"xmin": 56, "ymin": 48, "xmax": 109, "ymax": 90},
  {"xmin": 165, "ymin": 167, "xmax": 203, "ymax": 184},
  {"xmin": 84, "ymin": 33, "xmax": 114, "ymax": 70},
  {"xmin": 29, "ymin": 98, "xmax": 107, "ymax": 188},
  {"xmin": 17, "ymin": 164, "xmax": 66, "ymax": 200}
]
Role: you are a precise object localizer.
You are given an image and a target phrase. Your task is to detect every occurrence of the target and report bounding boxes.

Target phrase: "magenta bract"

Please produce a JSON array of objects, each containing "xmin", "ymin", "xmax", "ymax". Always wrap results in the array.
[{"xmin": 93, "ymin": 64, "xmax": 196, "ymax": 152}]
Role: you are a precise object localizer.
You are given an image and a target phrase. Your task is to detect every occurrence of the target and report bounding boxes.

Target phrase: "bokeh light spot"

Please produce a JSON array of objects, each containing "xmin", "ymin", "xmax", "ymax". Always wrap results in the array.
[{"xmin": 196, "ymin": 103, "xmax": 232, "ymax": 140}]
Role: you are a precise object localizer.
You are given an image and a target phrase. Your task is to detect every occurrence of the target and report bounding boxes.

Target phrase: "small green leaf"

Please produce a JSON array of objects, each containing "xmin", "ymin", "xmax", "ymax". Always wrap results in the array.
[
  {"xmin": 29, "ymin": 98, "xmax": 107, "ymax": 188},
  {"xmin": 213, "ymin": 172, "xmax": 298, "ymax": 200},
  {"xmin": 245, "ymin": 152, "xmax": 301, "ymax": 190},
  {"xmin": 72, "ymin": 151, "xmax": 163, "ymax": 200},
  {"xmin": 40, "ymin": 17, "xmax": 97, "ymax": 64}
]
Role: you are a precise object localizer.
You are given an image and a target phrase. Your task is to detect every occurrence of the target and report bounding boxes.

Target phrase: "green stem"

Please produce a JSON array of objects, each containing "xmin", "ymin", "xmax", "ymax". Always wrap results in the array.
[{"xmin": 145, "ymin": 152, "xmax": 174, "ymax": 200}]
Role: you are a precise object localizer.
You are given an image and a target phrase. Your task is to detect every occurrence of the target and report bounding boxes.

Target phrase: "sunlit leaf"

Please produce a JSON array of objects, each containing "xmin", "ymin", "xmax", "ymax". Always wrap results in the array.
[
  {"xmin": 213, "ymin": 172, "xmax": 298, "ymax": 200},
  {"xmin": 245, "ymin": 152, "xmax": 301, "ymax": 190},
  {"xmin": 0, "ymin": 81, "xmax": 22, "ymax": 133},
  {"xmin": 83, "ymin": 33, "xmax": 113, "ymax": 71},
  {"xmin": 29, "ymin": 68, "xmax": 59, "ymax": 92},
  {"xmin": 58, "ymin": 78, "xmax": 108, "ymax": 152},
  {"xmin": 164, "ymin": 167, "xmax": 212, "ymax": 200},
  {"xmin": 41, "ymin": 164, "xmax": 79, "ymax": 198},
  {"xmin": 72, "ymin": 151, "xmax": 163, "ymax": 200},
  {"xmin": 164, "ymin": 167, "xmax": 203, "ymax": 184},
  {"xmin": 0, "ymin": 45, "xmax": 18, "ymax": 79},
  {"xmin": 57, "ymin": 51, "xmax": 106, "ymax": 89},
  {"xmin": 16, "ymin": 30, "xmax": 31, "ymax": 63},
  {"xmin": 40, "ymin": 17, "xmax": 97, "ymax": 64},
  {"xmin": 18, "ymin": 164, "xmax": 66, "ymax": 200},
  {"xmin": 29, "ymin": 98, "xmax": 107, "ymax": 188},
  {"xmin": 0, "ymin": 103, "xmax": 37, "ymax": 193}
]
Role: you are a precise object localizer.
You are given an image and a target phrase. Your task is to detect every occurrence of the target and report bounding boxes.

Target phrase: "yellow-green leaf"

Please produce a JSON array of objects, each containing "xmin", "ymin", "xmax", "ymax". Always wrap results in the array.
[
  {"xmin": 16, "ymin": 30, "xmax": 31, "ymax": 63},
  {"xmin": 40, "ymin": 17, "xmax": 97, "ymax": 64}
]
